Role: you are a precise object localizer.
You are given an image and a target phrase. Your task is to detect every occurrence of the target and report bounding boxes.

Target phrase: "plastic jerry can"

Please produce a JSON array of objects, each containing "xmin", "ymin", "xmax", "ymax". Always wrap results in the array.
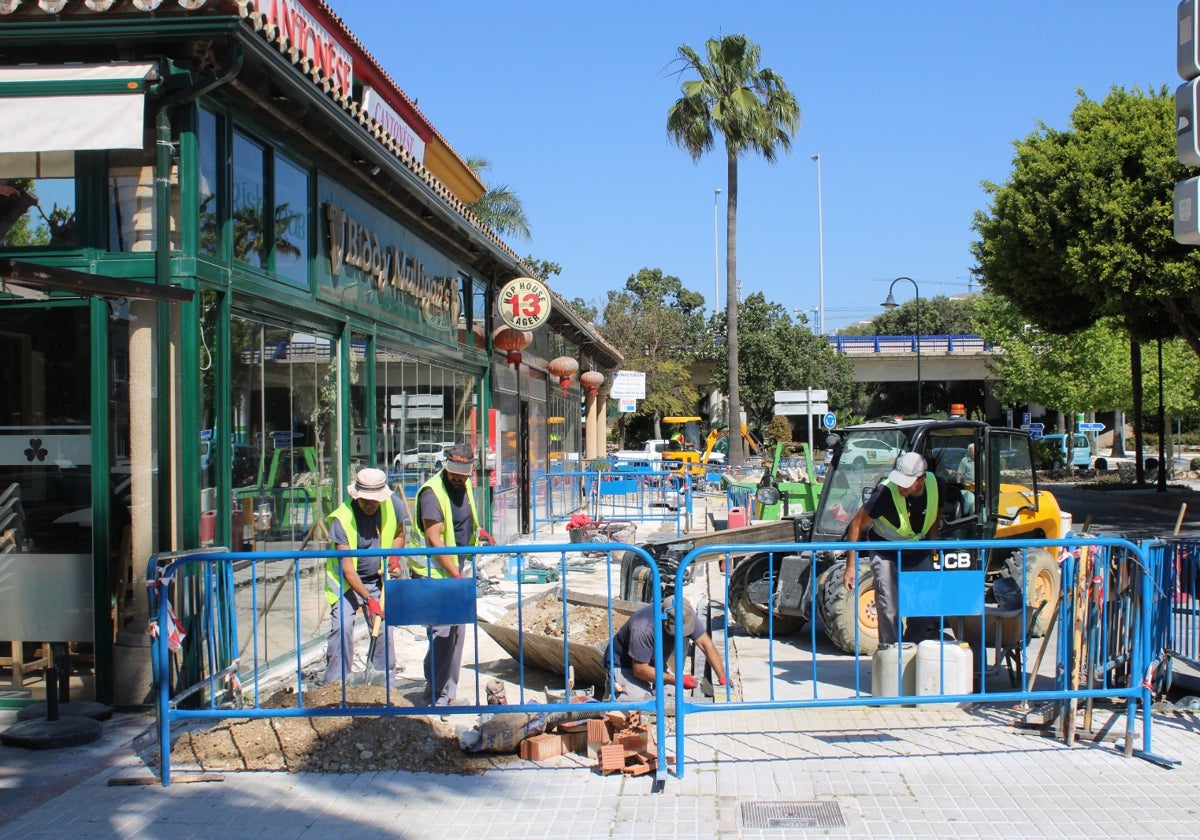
[
  {"xmin": 727, "ymin": 507, "xmax": 747, "ymax": 530},
  {"xmin": 871, "ymin": 642, "xmax": 917, "ymax": 697},
  {"xmin": 915, "ymin": 639, "xmax": 973, "ymax": 698}
]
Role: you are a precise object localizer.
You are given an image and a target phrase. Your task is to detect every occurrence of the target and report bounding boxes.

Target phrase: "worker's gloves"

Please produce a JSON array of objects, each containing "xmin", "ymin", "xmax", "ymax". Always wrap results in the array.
[
  {"xmin": 388, "ymin": 556, "xmax": 403, "ymax": 577},
  {"xmin": 681, "ymin": 674, "xmax": 698, "ymax": 690},
  {"xmin": 717, "ymin": 675, "xmax": 727, "ymax": 686},
  {"xmin": 366, "ymin": 597, "xmax": 385, "ymax": 620},
  {"xmin": 477, "ymin": 528, "xmax": 496, "ymax": 545}
]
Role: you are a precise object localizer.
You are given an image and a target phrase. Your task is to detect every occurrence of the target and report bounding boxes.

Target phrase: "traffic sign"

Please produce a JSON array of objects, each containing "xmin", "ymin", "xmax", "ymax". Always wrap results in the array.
[
  {"xmin": 774, "ymin": 389, "xmax": 828, "ymax": 403},
  {"xmin": 1078, "ymin": 422, "xmax": 1105, "ymax": 432},
  {"xmin": 775, "ymin": 402, "xmax": 828, "ymax": 416},
  {"xmin": 823, "ymin": 412, "xmax": 836, "ymax": 430}
]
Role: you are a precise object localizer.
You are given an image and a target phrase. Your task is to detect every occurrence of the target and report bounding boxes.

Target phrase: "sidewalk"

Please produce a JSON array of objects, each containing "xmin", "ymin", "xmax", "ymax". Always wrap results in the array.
[{"xmin": 5, "ymin": 491, "xmax": 1200, "ymax": 838}]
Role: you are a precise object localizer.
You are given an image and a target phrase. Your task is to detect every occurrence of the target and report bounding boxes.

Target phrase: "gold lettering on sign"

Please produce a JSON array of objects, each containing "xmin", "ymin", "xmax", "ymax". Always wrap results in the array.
[{"xmin": 325, "ymin": 202, "xmax": 461, "ymax": 330}]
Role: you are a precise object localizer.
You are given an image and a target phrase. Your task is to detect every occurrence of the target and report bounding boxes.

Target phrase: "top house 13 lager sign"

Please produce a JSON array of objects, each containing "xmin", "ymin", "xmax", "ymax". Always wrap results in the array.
[{"xmin": 498, "ymin": 276, "xmax": 552, "ymax": 329}]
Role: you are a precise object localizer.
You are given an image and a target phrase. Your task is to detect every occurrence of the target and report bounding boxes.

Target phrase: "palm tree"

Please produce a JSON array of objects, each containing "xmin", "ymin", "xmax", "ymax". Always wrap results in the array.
[
  {"xmin": 667, "ymin": 35, "xmax": 800, "ymax": 467},
  {"xmin": 465, "ymin": 156, "xmax": 532, "ymax": 241}
]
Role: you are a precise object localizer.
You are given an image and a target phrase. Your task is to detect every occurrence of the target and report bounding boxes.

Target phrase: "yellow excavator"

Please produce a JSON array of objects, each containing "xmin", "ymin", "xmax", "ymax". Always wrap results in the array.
[
  {"xmin": 660, "ymin": 416, "xmax": 706, "ymax": 476},
  {"xmin": 701, "ymin": 422, "xmax": 762, "ymax": 465}
]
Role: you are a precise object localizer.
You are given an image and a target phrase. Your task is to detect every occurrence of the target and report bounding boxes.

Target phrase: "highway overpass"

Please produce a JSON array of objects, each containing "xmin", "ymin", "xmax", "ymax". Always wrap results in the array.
[{"xmin": 826, "ymin": 334, "xmax": 995, "ymax": 382}]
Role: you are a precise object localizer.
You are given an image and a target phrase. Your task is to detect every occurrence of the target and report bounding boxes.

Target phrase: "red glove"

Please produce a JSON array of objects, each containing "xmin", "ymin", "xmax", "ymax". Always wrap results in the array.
[
  {"xmin": 477, "ymin": 528, "xmax": 496, "ymax": 545},
  {"xmin": 365, "ymin": 597, "xmax": 384, "ymax": 620},
  {"xmin": 388, "ymin": 556, "xmax": 402, "ymax": 577},
  {"xmin": 717, "ymin": 675, "xmax": 727, "ymax": 686},
  {"xmin": 681, "ymin": 674, "xmax": 698, "ymax": 690}
]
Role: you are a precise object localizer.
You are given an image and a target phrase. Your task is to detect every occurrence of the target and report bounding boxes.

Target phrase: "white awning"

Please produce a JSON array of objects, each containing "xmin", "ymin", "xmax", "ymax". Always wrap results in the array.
[{"xmin": 0, "ymin": 62, "xmax": 158, "ymax": 153}]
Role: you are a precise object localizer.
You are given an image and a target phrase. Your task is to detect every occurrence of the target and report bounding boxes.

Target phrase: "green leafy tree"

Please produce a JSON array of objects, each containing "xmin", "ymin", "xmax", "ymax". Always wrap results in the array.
[
  {"xmin": 467, "ymin": 156, "xmax": 531, "ymax": 241},
  {"xmin": 710, "ymin": 292, "xmax": 854, "ymax": 433},
  {"xmin": 971, "ymin": 85, "xmax": 1193, "ymax": 473},
  {"xmin": 667, "ymin": 34, "xmax": 800, "ymax": 467},
  {"xmin": 599, "ymin": 268, "xmax": 707, "ymax": 444}
]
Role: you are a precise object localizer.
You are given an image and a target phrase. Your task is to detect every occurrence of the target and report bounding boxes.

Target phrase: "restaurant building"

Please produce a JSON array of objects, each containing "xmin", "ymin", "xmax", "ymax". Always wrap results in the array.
[{"xmin": 0, "ymin": 0, "xmax": 619, "ymax": 706}]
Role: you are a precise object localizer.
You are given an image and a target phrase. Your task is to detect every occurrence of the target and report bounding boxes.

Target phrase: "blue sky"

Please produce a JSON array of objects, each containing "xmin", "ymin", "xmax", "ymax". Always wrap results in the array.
[{"xmin": 330, "ymin": 1, "xmax": 1172, "ymax": 334}]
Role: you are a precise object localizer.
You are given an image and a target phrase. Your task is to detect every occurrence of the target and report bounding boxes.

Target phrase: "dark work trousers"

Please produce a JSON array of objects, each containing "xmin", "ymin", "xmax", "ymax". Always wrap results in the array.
[
  {"xmin": 323, "ymin": 577, "xmax": 392, "ymax": 684},
  {"xmin": 869, "ymin": 545, "xmax": 937, "ymax": 647},
  {"xmin": 423, "ymin": 623, "xmax": 466, "ymax": 706}
]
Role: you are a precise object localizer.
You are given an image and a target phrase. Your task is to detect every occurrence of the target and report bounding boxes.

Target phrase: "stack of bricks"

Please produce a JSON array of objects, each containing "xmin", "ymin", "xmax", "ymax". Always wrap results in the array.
[
  {"xmin": 516, "ymin": 717, "xmax": 592, "ymax": 761},
  {"xmin": 594, "ymin": 711, "xmax": 659, "ymax": 776}
]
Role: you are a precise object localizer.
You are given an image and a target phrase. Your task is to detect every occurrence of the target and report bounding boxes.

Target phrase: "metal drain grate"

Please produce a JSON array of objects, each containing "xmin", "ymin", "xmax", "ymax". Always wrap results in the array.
[{"xmin": 739, "ymin": 800, "xmax": 846, "ymax": 830}]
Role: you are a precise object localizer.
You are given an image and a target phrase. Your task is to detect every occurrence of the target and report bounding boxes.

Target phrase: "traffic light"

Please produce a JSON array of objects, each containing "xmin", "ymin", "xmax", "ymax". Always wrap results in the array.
[{"xmin": 1177, "ymin": 1, "xmax": 1200, "ymax": 243}]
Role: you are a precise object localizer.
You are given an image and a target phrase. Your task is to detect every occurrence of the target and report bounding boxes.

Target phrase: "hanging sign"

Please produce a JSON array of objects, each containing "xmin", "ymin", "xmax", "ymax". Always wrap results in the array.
[{"xmin": 498, "ymin": 276, "xmax": 552, "ymax": 330}]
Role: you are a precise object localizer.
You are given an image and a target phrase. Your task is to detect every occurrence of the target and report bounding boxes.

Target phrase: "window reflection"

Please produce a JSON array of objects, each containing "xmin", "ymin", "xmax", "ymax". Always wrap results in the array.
[
  {"xmin": 231, "ymin": 130, "xmax": 266, "ymax": 268},
  {"xmin": 273, "ymin": 154, "xmax": 309, "ymax": 286},
  {"xmin": 0, "ymin": 152, "xmax": 77, "ymax": 247},
  {"xmin": 198, "ymin": 108, "xmax": 219, "ymax": 257}
]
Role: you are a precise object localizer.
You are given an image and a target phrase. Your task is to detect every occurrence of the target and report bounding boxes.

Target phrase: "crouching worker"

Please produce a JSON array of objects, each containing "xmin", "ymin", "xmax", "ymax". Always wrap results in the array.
[
  {"xmin": 602, "ymin": 596, "xmax": 729, "ymax": 701},
  {"xmin": 323, "ymin": 467, "xmax": 411, "ymax": 684}
]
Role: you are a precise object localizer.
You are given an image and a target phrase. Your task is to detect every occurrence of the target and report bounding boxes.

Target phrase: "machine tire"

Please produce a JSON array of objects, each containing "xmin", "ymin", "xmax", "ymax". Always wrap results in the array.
[
  {"xmin": 1020, "ymin": 548, "xmax": 1060, "ymax": 637},
  {"xmin": 818, "ymin": 559, "xmax": 881, "ymax": 656},
  {"xmin": 728, "ymin": 553, "xmax": 804, "ymax": 638}
]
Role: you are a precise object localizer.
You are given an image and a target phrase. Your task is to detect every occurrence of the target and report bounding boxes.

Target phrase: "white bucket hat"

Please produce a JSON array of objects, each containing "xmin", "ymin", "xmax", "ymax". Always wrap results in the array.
[{"xmin": 347, "ymin": 467, "xmax": 393, "ymax": 502}]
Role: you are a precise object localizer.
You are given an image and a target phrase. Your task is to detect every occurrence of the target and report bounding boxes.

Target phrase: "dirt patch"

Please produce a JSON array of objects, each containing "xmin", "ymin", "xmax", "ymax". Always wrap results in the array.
[
  {"xmin": 494, "ymin": 597, "xmax": 628, "ymax": 647},
  {"xmin": 161, "ymin": 683, "xmax": 522, "ymax": 775}
]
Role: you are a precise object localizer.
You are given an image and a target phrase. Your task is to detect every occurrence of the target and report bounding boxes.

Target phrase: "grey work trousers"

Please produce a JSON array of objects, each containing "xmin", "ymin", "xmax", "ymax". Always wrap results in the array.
[
  {"xmin": 869, "ymin": 547, "xmax": 937, "ymax": 647},
  {"xmin": 323, "ymin": 579, "xmax": 393, "ymax": 684},
  {"xmin": 423, "ymin": 623, "xmax": 465, "ymax": 706}
]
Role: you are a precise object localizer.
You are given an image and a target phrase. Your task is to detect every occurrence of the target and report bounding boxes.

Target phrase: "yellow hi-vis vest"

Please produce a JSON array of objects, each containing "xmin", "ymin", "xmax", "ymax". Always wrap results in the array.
[
  {"xmin": 869, "ymin": 474, "xmax": 938, "ymax": 541},
  {"xmin": 324, "ymin": 499, "xmax": 399, "ymax": 604},
  {"xmin": 410, "ymin": 475, "xmax": 480, "ymax": 578}
]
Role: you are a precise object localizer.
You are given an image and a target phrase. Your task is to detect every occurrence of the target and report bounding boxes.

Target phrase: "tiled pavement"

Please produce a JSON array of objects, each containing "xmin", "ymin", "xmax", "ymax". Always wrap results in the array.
[{"xmin": 3, "ymin": 701, "xmax": 1200, "ymax": 839}]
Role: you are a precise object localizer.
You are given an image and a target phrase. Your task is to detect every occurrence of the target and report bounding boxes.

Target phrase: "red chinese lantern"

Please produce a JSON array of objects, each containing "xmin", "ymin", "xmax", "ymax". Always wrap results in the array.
[
  {"xmin": 547, "ymin": 356, "xmax": 579, "ymax": 393},
  {"xmin": 494, "ymin": 327, "xmax": 532, "ymax": 365},
  {"xmin": 580, "ymin": 370, "xmax": 604, "ymax": 397}
]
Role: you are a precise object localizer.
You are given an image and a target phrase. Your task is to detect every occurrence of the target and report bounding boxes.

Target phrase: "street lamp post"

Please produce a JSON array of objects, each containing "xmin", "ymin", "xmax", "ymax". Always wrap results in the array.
[
  {"xmin": 811, "ymin": 154, "xmax": 824, "ymax": 335},
  {"xmin": 713, "ymin": 188, "xmax": 722, "ymax": 319},
  {"xmin": 881, "ymin": 276, "xmax": 921, "ymax": 417}
]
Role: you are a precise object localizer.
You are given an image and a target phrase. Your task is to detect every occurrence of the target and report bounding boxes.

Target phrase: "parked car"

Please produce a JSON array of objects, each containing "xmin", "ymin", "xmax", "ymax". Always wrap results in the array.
[
  {"xmin": 1036, "ymin": 433, "xmax": 1092, "ymax": 470},
  {"xmin": 839, "ymin": 435, "xmax": 903, "ymax": 469},
  {"xmin": 393, "ymin": 440, "xmax": 458, "ymax": 472}
]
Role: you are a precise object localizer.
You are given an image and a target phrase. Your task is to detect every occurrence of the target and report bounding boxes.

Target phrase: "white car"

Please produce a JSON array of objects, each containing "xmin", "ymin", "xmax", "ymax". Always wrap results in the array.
[{"xmin": 393, "ymin": 441, "xmax": 458, "ymax": 471}]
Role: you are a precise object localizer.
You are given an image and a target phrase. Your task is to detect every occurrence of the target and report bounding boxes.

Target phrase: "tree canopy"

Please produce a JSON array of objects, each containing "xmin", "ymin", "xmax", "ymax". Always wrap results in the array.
[
  {"xmin": 710, "ymin": 292, "xmax": 854, "ymax": 430},
  {"xmin": 972, "ymin": 86, "xmax": 1200, "ymax": 352}
]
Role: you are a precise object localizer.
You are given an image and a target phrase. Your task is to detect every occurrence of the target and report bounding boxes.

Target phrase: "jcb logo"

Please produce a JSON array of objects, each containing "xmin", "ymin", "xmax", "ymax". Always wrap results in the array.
[{"xmin": 934, "ymin": 551, "xmax": 973, "ymax": 570}]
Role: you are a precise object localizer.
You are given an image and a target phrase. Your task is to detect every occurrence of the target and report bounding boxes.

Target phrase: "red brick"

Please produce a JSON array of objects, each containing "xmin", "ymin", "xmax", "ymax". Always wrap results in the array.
[
  {"xmin": 599, "ymin": 744, "xmax": 626, "ymax": 775},
  {"xmin": 586, "ymin": 718, "xmax": 611, "ymax": 745},
  {"xmin": 519, "ymin": 733, "xmax": 567, "ymax": 761}
]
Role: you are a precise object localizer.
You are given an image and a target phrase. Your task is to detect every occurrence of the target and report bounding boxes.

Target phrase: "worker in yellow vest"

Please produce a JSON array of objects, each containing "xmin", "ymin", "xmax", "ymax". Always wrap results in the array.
[
  {"xmin": 412, "ymin": 443, "xmax": 482, "ymax": 711},
  {"xmin": 322, "ymin": 467, "xmax": 411, "ymax": 684}
]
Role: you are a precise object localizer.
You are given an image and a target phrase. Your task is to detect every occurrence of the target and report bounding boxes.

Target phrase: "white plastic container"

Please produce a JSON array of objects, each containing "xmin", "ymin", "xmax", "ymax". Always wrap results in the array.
[
  {"xmin": 871, "ymin": 642, "xmax": 917, "ymax": 697},
  {"xmin": 1060, "ymin": 512, "xmax": 1073, "ymax": 538},
  {"xmin": 915, "ymin": 640, "xmax": 973, "ymax": 699}
]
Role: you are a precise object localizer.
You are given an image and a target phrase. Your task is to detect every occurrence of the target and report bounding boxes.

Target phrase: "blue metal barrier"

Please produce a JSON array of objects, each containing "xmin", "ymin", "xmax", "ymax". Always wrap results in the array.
[
  {"xmin": 530, "ymin": 467, "xmax": 693, "ymax": 536},
  {"xmin": 147, "ymin": 542, "xmax": 667, "ymax": 786},
  {"xmin": 1148, "ymin": 538, "xmax": 1200, "ymax": 697},
  {"xmin": 668, "ymin": 535, "xmax": 1167, "ymax": 777}
]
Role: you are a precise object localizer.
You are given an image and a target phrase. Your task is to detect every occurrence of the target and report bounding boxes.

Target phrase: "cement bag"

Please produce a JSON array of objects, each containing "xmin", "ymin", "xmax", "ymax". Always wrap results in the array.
[{"xmin": 458, "ymin": 711, "xmax": 547, "ymax": 753}]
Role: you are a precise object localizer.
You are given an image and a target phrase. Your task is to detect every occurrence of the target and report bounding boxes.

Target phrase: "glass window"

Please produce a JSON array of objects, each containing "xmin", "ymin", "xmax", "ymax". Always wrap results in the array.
[
  {"xmin": 273, "ymin": 153, "xmax": 310, "ymax": 287},
  {"xmin": 231, "ymin": 130, "xmax": 266, "ymax": 268},
  {"xmin": 107, "ymin": 146, "xmax": 159, "ymax": 253},
  {"xmin": 231, "ymin": 313, "xmax": 337, "ymax": 550},
  {"xmin": 377, "ymin": 345, "xmax": 478, "ymax": 502},
  {"xmin": 0, "ymin": 152, "xmax": 77, "ymax": 247},
  {"xmin": 198, "ymin": 107, "xmax": 220, "ymax": 258}
]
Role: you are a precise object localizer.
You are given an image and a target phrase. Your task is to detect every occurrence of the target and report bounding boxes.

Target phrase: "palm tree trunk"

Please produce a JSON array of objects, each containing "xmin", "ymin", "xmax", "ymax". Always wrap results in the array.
[{"xmin": 725, "ymin": 148, "xmax": 745, "ymax": 468}]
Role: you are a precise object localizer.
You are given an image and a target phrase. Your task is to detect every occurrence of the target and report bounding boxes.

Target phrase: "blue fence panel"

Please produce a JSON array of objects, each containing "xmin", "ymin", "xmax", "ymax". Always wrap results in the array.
[
  {"xmin": 668, "ymin": 535, "xmax": 1162, "ymax": 778},
  {"xmin": 148, "ymin": 543, "xmax": 667, "ymax": 786}
]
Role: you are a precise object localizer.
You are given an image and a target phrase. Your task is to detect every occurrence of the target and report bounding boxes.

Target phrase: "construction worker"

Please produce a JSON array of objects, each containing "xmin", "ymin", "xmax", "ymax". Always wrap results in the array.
[
  {"xmin": 842, "ymin": 452, "xmax": 942, "ymax": 647},
  {"xmin": 323, "ymin": 467, "xmax": 411, "ymax": 684},
  {"xmin": 603, "ymin": 595, "xmax": 730, "ymax": 700},
  {"xmin": 413, "ymin": 443, "xmax": 483, "ymax": 711}
]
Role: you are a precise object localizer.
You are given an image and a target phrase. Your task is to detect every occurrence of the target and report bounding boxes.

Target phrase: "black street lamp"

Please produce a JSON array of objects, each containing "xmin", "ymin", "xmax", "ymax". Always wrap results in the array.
[{"xmin": 882, "ymin": 276, "xmax": 921, "ymax": 417}]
